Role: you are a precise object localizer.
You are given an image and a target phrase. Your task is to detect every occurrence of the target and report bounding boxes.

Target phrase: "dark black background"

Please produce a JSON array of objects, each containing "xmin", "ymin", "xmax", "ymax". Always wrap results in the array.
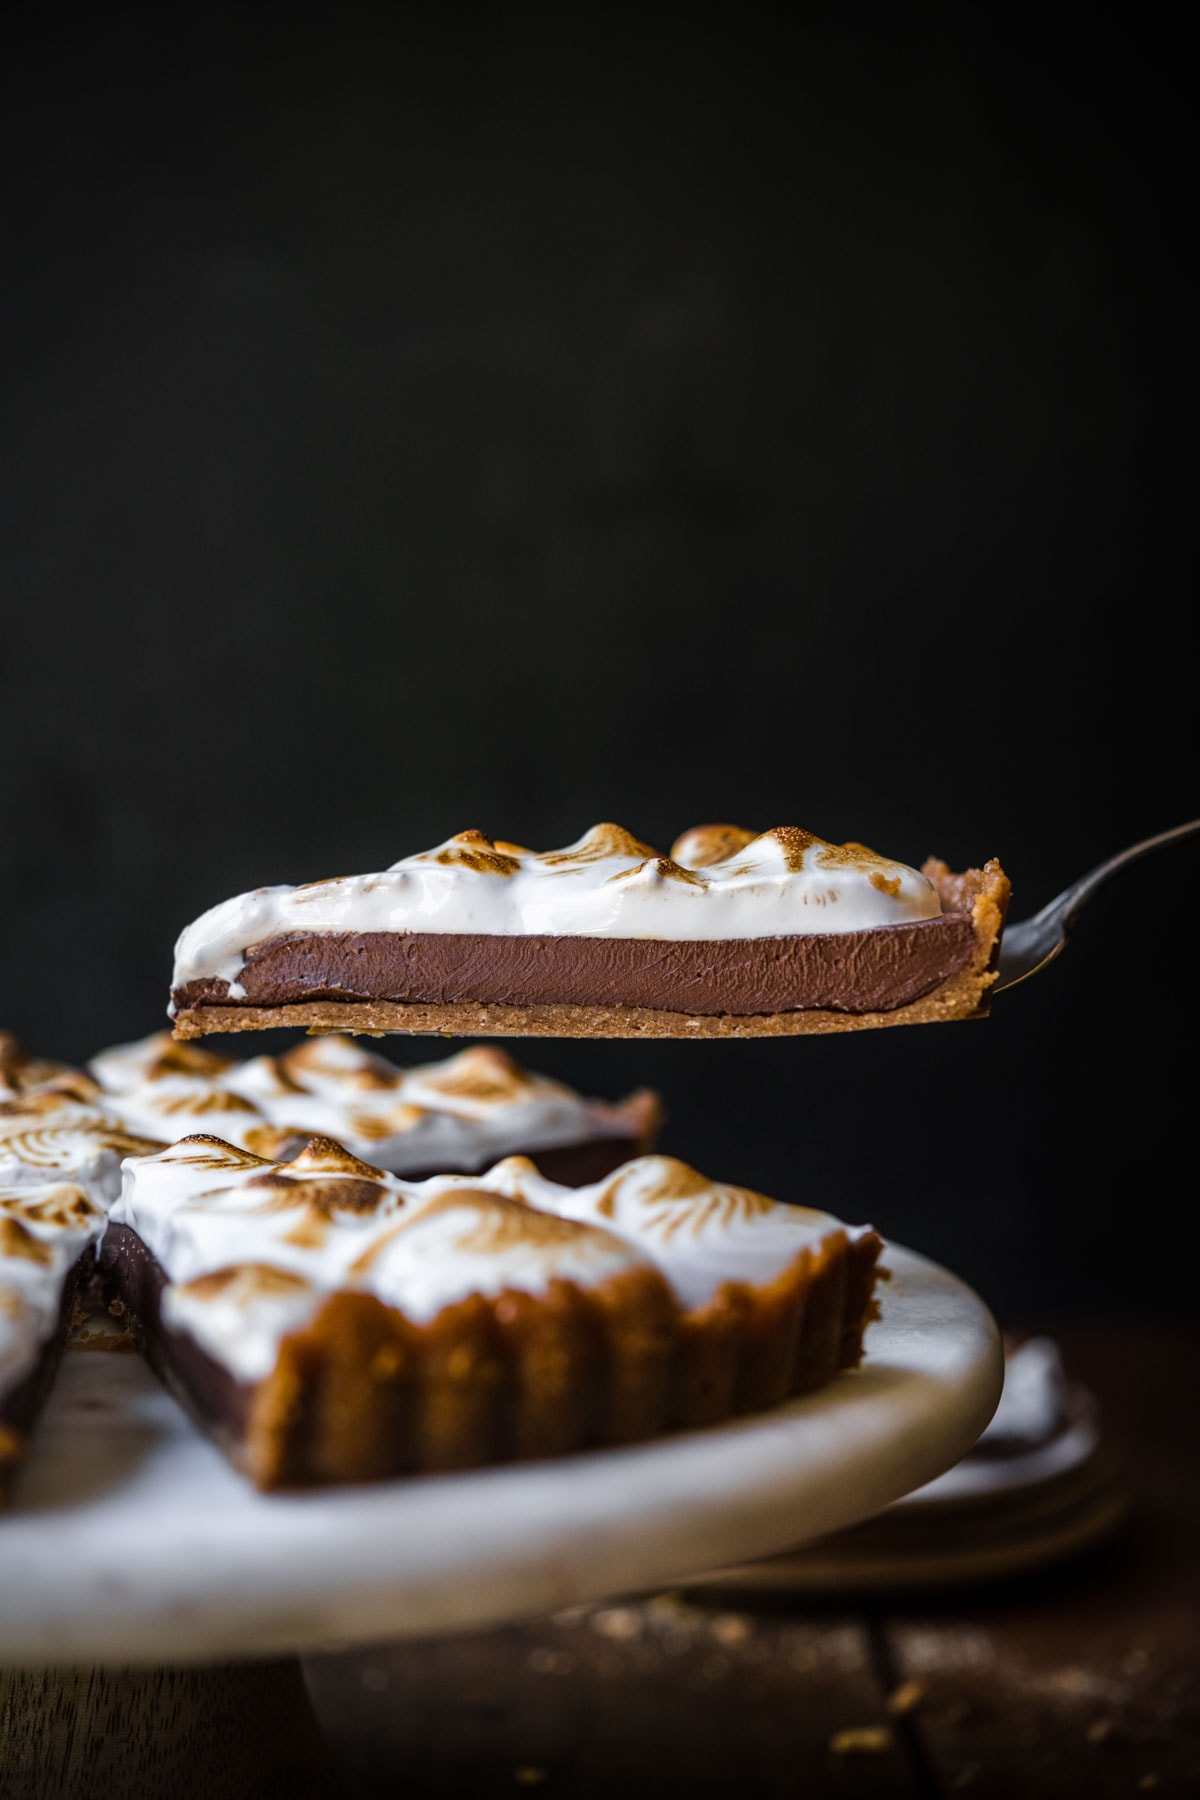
[{"xmin": 2, "ymin": 8, "xmax": 1195, "ymax": 1321}]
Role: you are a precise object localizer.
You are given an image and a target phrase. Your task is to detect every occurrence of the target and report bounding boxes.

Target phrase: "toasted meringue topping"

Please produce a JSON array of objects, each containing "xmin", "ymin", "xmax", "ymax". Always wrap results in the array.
[
  {"xmin": 1, "ymin": 1181, "xmax": 106, "ymax": 1397},
  {"xmin": 89, "ymin": 1032, "xmax": 618, "ymax": 1176},
  {"xmin": 0, "ymin": 1217, "xmax": 55, "ymax": 1264},
  {"xmin": 0, "ymin": 1032, "xmax": 82, "ymax": 1102},
  {"xmin": 113, "ymin": 1139, "xmax": 873, "ymax": 1381},
  {"xmin": 168, "ymin": 1263, "xmax": 322, "ymax": 1384},
  {"xmin": 0, "ymin": 1096, "xmax": 164, "ymax": 1207},
  {"xmin": 171, "ymin": 823, "xmax": 943, "ymax": 992},
  {"xmin": 482, "ymin": 1154, "xmax": 866, "ymax": 1309},
  {"xmin": 116, "ymin": 1137, "xmax": 647, "ymax": 1377}
]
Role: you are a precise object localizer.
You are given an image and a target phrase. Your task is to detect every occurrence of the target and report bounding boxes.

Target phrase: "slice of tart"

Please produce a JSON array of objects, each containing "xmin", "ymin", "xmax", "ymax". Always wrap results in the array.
[
  {"xmin": 103, "ymin": 1134, "xmax": 884, "ymax": 1489},
  {"xmin": 0, "ymin": 1180, "xmax": 110, "ymax": 1499},
  {"xmin": 0, "ymin": 1041, "xmax": 170, "ymax": 1495},
  {"xmin": 89, "ymin": 1032, "xmax": 661, "ymax": 1185},
  {"xmin": 168, "ymin": 823, "xmax": 1010, "ymax": 1041}
]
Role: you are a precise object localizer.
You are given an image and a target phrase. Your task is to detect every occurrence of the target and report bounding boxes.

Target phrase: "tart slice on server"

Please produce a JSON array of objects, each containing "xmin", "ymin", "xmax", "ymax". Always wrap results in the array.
[
  {"xmin": 104, "ymin": 1134, "xmax": 885, "ymax": 1489},
  {"xmin": 168, "ymin": 823, "xmax": 1010, "ymax": 1042}
]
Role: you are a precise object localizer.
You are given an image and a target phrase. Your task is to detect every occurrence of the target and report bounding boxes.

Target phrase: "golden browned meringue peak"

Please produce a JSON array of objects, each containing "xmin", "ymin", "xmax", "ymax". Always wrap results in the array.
[
  {"xmin": 87, "ymin": 1031, "xmax": 658, "ymax": 1176},
  {"xmin": 112, "ymin": 1136, "xmax": 881, "ymax": 1385},
  {"xmin": 668, "ymin": 824, "xmax": 759, "ymax": 868}
]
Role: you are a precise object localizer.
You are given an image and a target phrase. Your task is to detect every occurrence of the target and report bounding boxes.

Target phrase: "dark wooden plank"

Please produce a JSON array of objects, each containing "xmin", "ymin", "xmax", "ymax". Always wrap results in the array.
[
  {"xmin": 884, "ymin": 1325, "xmax": 1200, "ymax": 1797},
  {"xmin": 0, "ymin": 1660, "xmax": 358, "ymax": 1800},
  {"xmin": 305, "ymin": 1596, "xmax": 918, "ymax": 1798}
]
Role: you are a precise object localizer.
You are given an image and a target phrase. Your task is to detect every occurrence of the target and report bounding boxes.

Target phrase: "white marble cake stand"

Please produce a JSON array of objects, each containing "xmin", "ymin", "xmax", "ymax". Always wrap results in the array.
[{"xmin": 0, "ymin": 1241, "xmax": 1001, "ymax": 1668}]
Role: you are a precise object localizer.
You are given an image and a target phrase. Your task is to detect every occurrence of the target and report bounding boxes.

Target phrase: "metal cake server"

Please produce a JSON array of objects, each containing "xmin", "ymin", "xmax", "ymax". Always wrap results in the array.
[{"xmin": 994, "ymin": 818, "xmax": 1200, "ymax": 994}]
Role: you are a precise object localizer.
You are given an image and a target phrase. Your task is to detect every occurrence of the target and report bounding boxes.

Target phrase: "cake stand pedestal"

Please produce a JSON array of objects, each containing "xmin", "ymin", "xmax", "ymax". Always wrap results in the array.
[{"xmin": 0, "ymin": 1243, "xmax": 1002, "ymax": 1800}]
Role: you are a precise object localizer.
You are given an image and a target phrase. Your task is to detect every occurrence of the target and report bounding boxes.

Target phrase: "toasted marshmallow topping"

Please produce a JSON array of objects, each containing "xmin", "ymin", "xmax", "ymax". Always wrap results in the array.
[
  {"xmin": 0, "ymin": 1182, "xmax": 107, "ymax": 1398},
  {"xmin": 89, "ymin": 1033, "xmax": 627, "ymax": 1175},
  {"xmin": 484, "ymin": 1154, "xmax": 871, "ymax": 1310},
  {"xmin": 0, "ymin": 1031, "xmax": 90, "ymax": 1103},
  {"xmin": 113, "ymin": 1137, "xmax": 651, "ymax": 1379},
  {"xmin": 171, "ymin": 823, "xmax": 943, "ymax": 991},
  {"xmin": 113, "ymin": 1138, "xmax": 873, "ymax": 1382},
  {"xmin": 0, "ymin": 1092, "xmax": 163, "ymax": 1208}
]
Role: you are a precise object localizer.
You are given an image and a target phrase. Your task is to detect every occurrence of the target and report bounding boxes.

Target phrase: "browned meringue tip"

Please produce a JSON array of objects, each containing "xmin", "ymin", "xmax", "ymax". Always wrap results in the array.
[
  {"xmin": 0, "ymin": 1032, "xmax": 79, "ymax": 1096},
  {"xmin": 540, "ymin": 823, "xmax": 659, "ymax": 866},
  {"xmin": 449, "ymin": 1044, "xmax": 521, "ymax": 1074},
  {"xmin": 599, "ymin": 1087, "xmax": 666, "ymax": 1152},
  {"xmin": 416, "ymin": 1043, "xmax": 540, "ymax": 1104},
  {"xmin": 156, "ymin": 1134, "xmax": 275, "ymax": 1168},
  {"xmin": 433, "ymin": 832, "xmax": 524, "ymax": 877},
  {"xmin": 669, "ymin": 823, "xmax": 758, "ymax": 868},
  {"xmin": 20, "ymin": 1071, "xmax": 104, "ymax": 1105},
  {"xmin": 287, "ymin": 1136, "xmax": 391, "ymax": 1180},
  {"xmin": 241, "ymin": 1123, "xmax": 311, "ymax": 1160},
  {"xmin": 479, "ymin": 1153, "xmax": 541, "ymax": 1184},
  {"xmin": 145, "ymin": 1036, "xmax": 237, "ymax": 1080},
  {"xmin": 1, "ymin": 1183, "xmax": 102, "ymax": 1230},
  {"xmin": 0, "ymin": 1214, "xmax": 54, "ymax": 1262},
  {"xmin": 0, "ymin": 1090, "xmax": 74, "ymax": 1119},
  {"xmin": 177, "ymin": 1264, "xmax": 313, "ymax": 1301},
  {"xmin": 277, "ymin": 1037, "xmax": 401, "ymax": 1091}
]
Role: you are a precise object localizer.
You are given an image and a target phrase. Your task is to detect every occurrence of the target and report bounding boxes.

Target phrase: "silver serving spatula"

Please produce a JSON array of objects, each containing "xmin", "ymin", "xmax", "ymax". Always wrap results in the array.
[{"xmin": 994, "ymin": 818, "xmax": 1200, "ymax": 994}]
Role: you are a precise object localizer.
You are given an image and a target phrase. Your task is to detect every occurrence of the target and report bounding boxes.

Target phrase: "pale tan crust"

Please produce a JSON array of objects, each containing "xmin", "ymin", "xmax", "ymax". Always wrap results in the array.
[{"xmin": 173, "ymin": 859, "xmax": 1011, "ymax": 1042}]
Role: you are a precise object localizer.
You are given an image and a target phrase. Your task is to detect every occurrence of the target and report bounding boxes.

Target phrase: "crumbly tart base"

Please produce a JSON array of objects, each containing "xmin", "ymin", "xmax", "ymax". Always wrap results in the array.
[
  {"xmin": 0, "ymin": 1254, "xmax": 91, "ymax": 1505},
  {"xmin": 171, "ymin": 860, "xmax": 1010, "ymax": 1042},
  {"xmin": 100, "ymin": 1223, "xmax": 885, "ymax": 1491}
]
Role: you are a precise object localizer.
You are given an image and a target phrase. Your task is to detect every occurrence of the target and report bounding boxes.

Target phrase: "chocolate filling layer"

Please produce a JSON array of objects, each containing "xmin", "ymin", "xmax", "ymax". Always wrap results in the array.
[
  {"xmin": 173, "ymin": 916, "xmax": 978, "ymax": 1019},
  {"xmin": 99, "ymin": 1224, "xmax": 254, "ymax": 1447}
]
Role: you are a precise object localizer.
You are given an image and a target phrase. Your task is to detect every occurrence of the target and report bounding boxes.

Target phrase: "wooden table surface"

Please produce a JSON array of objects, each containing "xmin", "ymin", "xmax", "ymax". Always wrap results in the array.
[{"xmin": 3, "ymin": 1325, "xmax": 1197, "ymax": 1799}]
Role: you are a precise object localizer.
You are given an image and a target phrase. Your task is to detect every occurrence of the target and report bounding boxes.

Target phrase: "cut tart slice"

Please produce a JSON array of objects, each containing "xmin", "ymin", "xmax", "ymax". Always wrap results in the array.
[
  {"xmin": 0, "ymin": 1180, "xmax": 109, "ymax": 1499},
  {"xmin": 0, "ymin": 1037, "xmax": 168, "ymax": 1496},
  {"xmin": 89, "ymin": 1032, "xmax": 661, "ymax": 1185},
  {"xmin": 104, "ymin": 1135, "xmax": 885, "ymax": 1489},
  {"xmin": 168, "ymin": 823, "xmax": 1011, "ymax": 1041}
]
